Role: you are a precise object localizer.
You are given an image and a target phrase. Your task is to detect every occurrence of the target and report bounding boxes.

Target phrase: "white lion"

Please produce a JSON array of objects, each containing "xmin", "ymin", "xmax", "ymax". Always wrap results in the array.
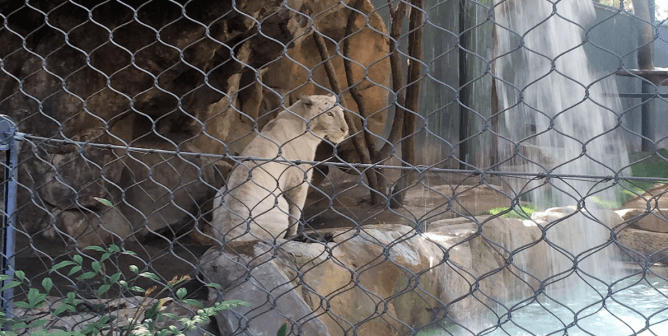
[{"xmin": 212, "ymin": 94, "xmax": 349, "ymax": 242}]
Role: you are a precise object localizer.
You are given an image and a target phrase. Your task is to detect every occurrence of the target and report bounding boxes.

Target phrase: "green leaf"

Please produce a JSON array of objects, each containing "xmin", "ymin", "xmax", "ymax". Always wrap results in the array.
[
  {"xmin": 27, "ymin": 288, "xmax": 46, "ymax": 307},
  {"xmin": 108, "ymin": 245, "xmax": 121, "ymax": 253},
  {"xmin": 29, "ymin": 319, "xmax": 47, "ymax": 328},
  {"xmin": 161, "ymin": 312, "xmax": 179, "ymax": 320},
  {"xmin": 118, "ymin": 280, "xmax": 128, "ymax": 288},
  {"xmin": 144, "ymin": 301, "xmax": 161, "ymax": 320},
  {"xmin": 76, "ymin": 272, "xmax": 96, "ymax": 281},
  {"xmin": 0, "ymin": 280, "xmax": 21, "ymax": 292},
  {"xmin": 97, "ymin": 284, "xmax": 111, "ymax": 297},
  {"xmin": 73, "ymin": 255, "xmax": 83, "ymax": 265},
  {"xmin": 129, "ymin": 265, "xmax": 139, "ymax": 274},
  {"xmin": 93, "ymin": 197, "xmax": 114, "ymax": 208},
  {"xmin": 12, "ymin": 301, "xmax": 29, "ymax": 309},
  {"xmin": 277, "ymin": 322, "xmax": 288, "ymax": 336},
  {"xmin": 139, "ymin": 272, "xmax": 160, "ymax": 281},
  {"xmin": 217, "ymin": 300, "xmax": 250, "ymax": 309},
  {"xmin": 109, "ymin": 272, "xmax": 122, "ymax": 284},
  {"xmin": 122, "ymin": 250, "xmax": 136, "ymax": 256},
  {"xmin": 100, "ymin": 252, "xmax": 111, "ymax": 263},
  {"xmin": 53, "ymin": 303, "xmax": 75, "ymax": 316},
  {"xmin": 67, "ymin": 266, "xmax": 82, "ymax": 277},
  {"xmin": 130, "ymin": 286, "xmax": 145, "ymax": 293},
  {"xmin": 28, "ymin": 330, "xmax": 59, "ymax": 336},
  {"xmin": 0, "ymin": 275, "xmax": 10, "ymax": 282},
  {"xmin": 181, "ymin": 299, "xmax": 203, "ymax": 308},
  {"xmin": 176, "ymin": 287, "xmax": 187, "ymax": 300},
  {"xmin": 11, "ymin": 321, "xmax": 28, "ymax": 329},
  {"xmin": 83, "ymin": 246, "xmax": 106, "ymax": 253},
  {"xmin": 41, "ymin": 277, "xmax": 53, "ymax": 293},
  {"xmin": 50, "ymin": 260, "xmax": 76, "ymax": 273},
  {"xmin": 205, "ymin": 283, "xmax": 222, "ymax": 289},
  {"xmin": 91, "ymin": 261, "xmax": 102, "ymax": 274},
  {"xmin": 66, "ymin": 292, "xmax": 76, "ymax": 301},
  {"xmin": 14, "ymin": 271, "xmax": 24, "ymax": 282}
]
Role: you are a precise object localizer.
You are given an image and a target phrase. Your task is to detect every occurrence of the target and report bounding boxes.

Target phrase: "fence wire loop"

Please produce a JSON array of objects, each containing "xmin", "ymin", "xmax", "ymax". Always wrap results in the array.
[{"xmin": 0, "ymin": 0, "xmax": 668, "ymax": 335}]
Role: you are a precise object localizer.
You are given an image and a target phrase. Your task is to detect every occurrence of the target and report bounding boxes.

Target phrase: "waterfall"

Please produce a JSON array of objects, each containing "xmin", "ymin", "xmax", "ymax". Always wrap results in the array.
[{"xmin": 493, "ymin": 0, "xmax": 630, "ymax": 313}]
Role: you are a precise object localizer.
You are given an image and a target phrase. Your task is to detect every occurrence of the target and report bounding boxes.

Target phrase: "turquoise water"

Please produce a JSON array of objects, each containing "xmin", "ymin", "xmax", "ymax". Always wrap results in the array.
[{"xmin": 422, "ymin": 276, "xmax": 668, "ymax": 336}]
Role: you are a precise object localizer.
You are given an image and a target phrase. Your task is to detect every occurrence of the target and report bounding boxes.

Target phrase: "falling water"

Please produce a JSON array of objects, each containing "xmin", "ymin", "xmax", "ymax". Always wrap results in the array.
[
  {"xmin": 493, "ymin": 0, "xmax": 629, "ymax": 294},
  {"xmin": 418, "ymin": 1, "xmax": 668, "ymax": 335},
  {"xmin": 455, "ymin": 0, "xmax": 649, "ymax": 334}
]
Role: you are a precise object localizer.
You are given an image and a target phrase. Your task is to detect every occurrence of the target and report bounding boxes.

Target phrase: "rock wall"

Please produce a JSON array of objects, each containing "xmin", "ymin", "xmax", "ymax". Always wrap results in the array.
[
  {"xmin": 2, "ymin": 0, "xmax": 390, "ymax": 246},
  {"xmin": 201, "ymin": 220, "xmax": 550, "ymax": 335}
]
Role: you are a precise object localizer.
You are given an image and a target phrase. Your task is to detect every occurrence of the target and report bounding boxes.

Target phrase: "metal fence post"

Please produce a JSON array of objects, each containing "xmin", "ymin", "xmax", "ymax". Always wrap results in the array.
[{"xmin": 0, "ymin": 115, "xmax": 21, "ymax": 324}]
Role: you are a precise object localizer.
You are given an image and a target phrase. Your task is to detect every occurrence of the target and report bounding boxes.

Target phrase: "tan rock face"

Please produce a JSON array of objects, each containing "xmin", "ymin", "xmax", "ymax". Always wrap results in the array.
[
  {"xmin": 6, "ymin": 0, "xmax": 391, "ymax": 246},
  {"xmin": 620, "ymin": 184, "xmax": 668, "ymax": 210},
  {"xmin": 616, "ymin": 208, "xmax": 668, "ymax": 233},
  {"xmin": 617, "ymin": 228, "xmax": 668, "ymax": 263},
  {"xmin": 202, "ymin": 220, "xmax": 549, "ymax": 336}
]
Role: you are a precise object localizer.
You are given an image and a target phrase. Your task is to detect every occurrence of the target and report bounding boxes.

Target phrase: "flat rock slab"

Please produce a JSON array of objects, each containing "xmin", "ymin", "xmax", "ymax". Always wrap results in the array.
[{"xmin": 617, "ymin": 228, "xmax": 668, "ymax": 263}]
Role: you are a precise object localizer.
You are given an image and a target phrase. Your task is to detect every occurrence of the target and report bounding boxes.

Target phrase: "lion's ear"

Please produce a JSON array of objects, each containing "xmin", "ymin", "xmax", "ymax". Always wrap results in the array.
[{"xmin": 300, "ymin": 93, "xmax": 314, "ymax": 108}]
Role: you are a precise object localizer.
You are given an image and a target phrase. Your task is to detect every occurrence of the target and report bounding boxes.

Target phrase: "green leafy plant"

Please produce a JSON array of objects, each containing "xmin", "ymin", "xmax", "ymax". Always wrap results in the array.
[
  {"xmin": 0, "ymin": 244, "xmax": 246, "ymax": 336},
  {"xmin": 276, "ymin": 322, "xmax": 288, "ymax": 336},
  {"xmin": 488, "ymin": 204, "xmax": 536, "ymax": 219}
]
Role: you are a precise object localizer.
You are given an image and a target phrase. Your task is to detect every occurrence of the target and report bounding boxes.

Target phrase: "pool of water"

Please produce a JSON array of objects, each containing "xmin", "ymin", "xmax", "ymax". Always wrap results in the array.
[{"xmin": 422, "ymin": 275, "xmax": 668, "ymax": 336}]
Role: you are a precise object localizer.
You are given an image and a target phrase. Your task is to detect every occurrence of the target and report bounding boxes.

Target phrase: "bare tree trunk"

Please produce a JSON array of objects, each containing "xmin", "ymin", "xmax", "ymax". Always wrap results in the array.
[
  {"xmin": 342, "ymin": 0, "xmax": 384, "ymax": 201},
  {"xmin": 390, "ymin": 0, "xmax": 423, "ymax": 208},
  {"xmin": 632, "ymin": 0, "xmax": 656, "ymax": 152},
  {"xmin": 378, "ymin": 0, "xmax": 407, "ymax": 160},
  {"xmin": 632, "ymin": 0, "xmax": 654, "ymax": 70},
  {"xmin": 490, "ymin": 21, "xmax": 499, "ymax": 168},
  {"xmin": 343, "ymin": 0, "xmax": 379, "ymax": 158},
  {"xmin": 313, "ymin": 29, "xmax": 384, "ymax": 205},
  {"xmin": 458, "ymin": 0, "xmax": 473, "ymax": 169},
  {"xmin": 376, "ymin": 0, "xmax": 408, "ymax": 204}
]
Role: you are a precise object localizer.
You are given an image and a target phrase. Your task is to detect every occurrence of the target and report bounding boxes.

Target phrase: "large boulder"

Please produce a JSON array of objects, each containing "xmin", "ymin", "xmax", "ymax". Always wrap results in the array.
[
  {"xmin": 617, "ymin": 228, "xmax": 668, "ymax": 263},
  {"xmin": 615, "ymin": 208, "xmax": 668, "ymax": 233},
  {"xmin": 201, "ymin": 219, "xmax": 549, "ymax": 336}
]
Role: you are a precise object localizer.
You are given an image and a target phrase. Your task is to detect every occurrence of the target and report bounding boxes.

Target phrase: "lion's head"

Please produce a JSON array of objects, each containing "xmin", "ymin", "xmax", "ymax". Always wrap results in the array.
[{"xmin": 298, "ymin": 94, "xmax": 349, "ymax": 144}]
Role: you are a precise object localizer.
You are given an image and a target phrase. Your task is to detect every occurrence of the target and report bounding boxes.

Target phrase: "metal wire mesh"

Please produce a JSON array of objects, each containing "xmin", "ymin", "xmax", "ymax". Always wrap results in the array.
[{"xmin": 1, "ymin": 0, "xmax": 668, "ymax": 335}]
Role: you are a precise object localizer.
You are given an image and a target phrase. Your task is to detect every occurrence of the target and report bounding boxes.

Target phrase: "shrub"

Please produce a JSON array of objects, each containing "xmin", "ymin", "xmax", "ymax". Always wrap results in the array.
[{"xmin": 0, "ymin": 244, "xmax": 246, "ymax": 336}]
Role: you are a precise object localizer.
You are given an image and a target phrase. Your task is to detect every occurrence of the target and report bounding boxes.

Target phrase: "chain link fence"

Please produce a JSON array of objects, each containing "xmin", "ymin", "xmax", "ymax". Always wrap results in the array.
[{"xmin": 1, "ymin": 0, "xmax": 668, "ymax": 335}]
